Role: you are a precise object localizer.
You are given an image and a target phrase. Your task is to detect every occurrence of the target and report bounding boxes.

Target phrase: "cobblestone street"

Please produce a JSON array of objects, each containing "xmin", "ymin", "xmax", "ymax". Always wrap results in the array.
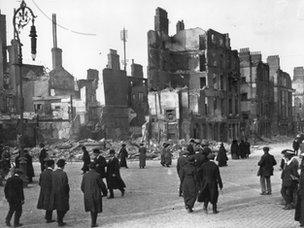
[{"xmin": 0, "ymin": 141, "xmax": 301, "ymax": 227}]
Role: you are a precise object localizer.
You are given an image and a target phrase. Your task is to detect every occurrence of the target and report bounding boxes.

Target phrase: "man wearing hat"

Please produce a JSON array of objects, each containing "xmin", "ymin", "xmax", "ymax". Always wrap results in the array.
[
  {"xmin": 4, "ymin": 168, "xmax": 24, "ymax": 227},
  {"xmin": 197, "ymin": 153, "xmax": 223, "ymax": 214},
  {"xmin": 39, "ymin": 143, "xmax": 48, "ymax": 172},
  {"xmin": 187, "ymin": 139, "xmax": 195, "ymax": 155},
  {"xmin": 138, "ymin": 143, "xmax": 147, "ymax": 169},
  {"xmin": 257, "ymin": 147, "xmax": 277, "ymax": 195},
  {"xmin": 118, "ymin": 144, "xmax": 129, "ymax": 168},
  {"xmin": 37, "ymin": 159, "xmax": 55, "ymax": 223},
  {"xmin": 93, "ymin": 149, "xmax": 107, "ymax": 179},
  {"xmin": 177, "ymin": 148, "xmax": 190, "ymax": 197},
  {"xmin": 50, "ymin": 159, "xmax": 70, "ymax": 226},
  {"xmin": 106, "ymin": 149, "xmax": 126, "ymax": 198},
  {"xmin": 281, "ymin": 150, "xmax": 299, "ymax": 210}
]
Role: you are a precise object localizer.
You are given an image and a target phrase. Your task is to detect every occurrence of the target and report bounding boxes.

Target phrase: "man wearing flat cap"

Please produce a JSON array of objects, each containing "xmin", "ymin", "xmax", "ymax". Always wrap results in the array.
[
  {"xmin": 50, "ymin": 159, "xmax": 70, "ymax": 226},
  {"xmin": 93, "ymin": 149, "xmax": 107, "ymax": 179},
  {"xmin": 37, "ymin": 159, "xmax": 55, "ymax": 223},
  {"xmin": 197, "ymin": 152, "xmax": 223, "ymax": 214},
  {"xmin": 4, "ymin": 168, "xmax": 24, "ymax": 227},
  {"xmin": 257, "ymin": 147, "xmax": 277, "ymax": 195}
]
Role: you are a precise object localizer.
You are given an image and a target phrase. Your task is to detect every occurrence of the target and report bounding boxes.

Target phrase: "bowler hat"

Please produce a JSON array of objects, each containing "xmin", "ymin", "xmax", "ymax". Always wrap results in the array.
[
  {"xmin": 263, "ymin": 147, "xmax": 270, "ymax": 152},
  {"xmin": 57, "ymin": 159, "xmax": 67, "ymax": 167},
  {"xmin": 93, "ymin": 148, "xmax": 100, "ymax": 154}
]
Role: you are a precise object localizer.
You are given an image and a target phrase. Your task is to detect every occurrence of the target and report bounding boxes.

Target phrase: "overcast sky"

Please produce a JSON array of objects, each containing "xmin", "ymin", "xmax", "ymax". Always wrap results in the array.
[{"xmin": 1, "ymin": 0, "xmax": 304, "ymax": 103}]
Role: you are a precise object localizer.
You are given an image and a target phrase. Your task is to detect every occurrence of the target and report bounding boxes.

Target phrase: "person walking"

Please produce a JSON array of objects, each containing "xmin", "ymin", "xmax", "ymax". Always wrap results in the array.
[
  {"xmin": 163, "ymin": 143, "xmax": 172, "ymax": 167},
  {"xmin": 93, "ymin": 149, "xmax": 107, "ymax": 179},
  {"xmin": 50, "ymin": 159, "xmax": 70, "ymax": 226},
  {"xmin": 39, "ymin": 143, "xmax": 48, "ymax": 172},
  {"xmin": 4, "ymin": 168, "xmax": 24, "ymax": 227},
  {"xmin": 230, "ymin": 140, "xmax": 239, "ymax": 159},
  {"xmin": 295, "ymin": 162, "xmax": 304, "ymax": 227},
  {"xmin": 106, "ymin": 149, "xmax": 126, "ymax": 199},
  {"xmin": 244, "ymin": 139, "xmax": 251, "ymax": 158},
  {"xmin": 15, "ymin": 150, "xmax": 35, "ymax": 183},
  {"xmin": 118, "ymin": 144, "xmax": 129, "ymax": 168},
  {"xmin": 139, "ymin": 143, "xmax": 147, "ymax": 169},
  {"xmin": 257, "ymin": 147, "xmax": 277, "ymax": 195},
  {"xmin": 177, "ymin": 148, "xmax": 189, "ymax": 197},
  {"xmin": 239, "ymin": 140, "xmax": 247, "ymax": 159},
  {"xmin": 197, "ymin": 154, "xmax": 223, "ymax": 214},
  {"xmin": 37, "ymin": 159, "xmax": 55, "ymax": 223},
  {"xmin": 293, "ymin": 138, "xmax": 300, "ymax": 156},
  {"xmin": 216, "ymin": 143, "xmax": 228, "ymax": 167},
  {"xmin": 180, "ymin": 156, "xmax": 197, "ymax": 213},
  {"xmin": 81, "ymin": 163, "xmax": 108, "ymax": 227},
  {"xmin": 81, "ymin": 146, "xmax": 91, "ymax": 174},
  {"xmin": 160, "ymin": 143, "xmax": 167, "ymax": 167},
  {"xmin": 187, "ymin": 139, "xmax": 195, "ymax": 155},
  {"xmin": 1, "ymin": 146, "xmax": 11, "ymax": 179}
]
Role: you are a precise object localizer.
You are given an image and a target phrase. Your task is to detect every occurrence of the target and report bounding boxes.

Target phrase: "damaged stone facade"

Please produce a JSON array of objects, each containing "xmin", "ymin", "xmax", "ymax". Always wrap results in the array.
[
  {"xmin": 147, "ymin": 7, "xmax": 241, "ymax": 142},
  {"xmin": 292, "ymin": 66, "xmax": 304, "ymax": 132},
  {"xmin": 239, "ymin": 48, "xmax": 273, "ymax": 138},
  {"xmin": 102, "ymin": 49, "xmax": 148, "ymax": 139},
  {"xmin": 267, "ymin": 55, "xmax": 294, "ymax": 135}
]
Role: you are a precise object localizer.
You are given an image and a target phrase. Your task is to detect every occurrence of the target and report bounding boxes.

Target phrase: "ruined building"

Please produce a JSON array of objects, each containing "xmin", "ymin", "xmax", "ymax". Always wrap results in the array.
[
  {"xmin": 239, "ymin": 48, "xmax": 273, "ymax": 138},
  {"xmin": 102, "ymin": 49, "xmax": 148, "ymax": 139},
  {"xmin": 292, "ymin": 66, "xmax": 304, "ymax": 132},
  {"xmin": 267, "ymin": 55, "xmax": 294, "ymax": 135},
  {"xmin": 147, "ymin": 7, "xmax": 241, "ymax": 142}
]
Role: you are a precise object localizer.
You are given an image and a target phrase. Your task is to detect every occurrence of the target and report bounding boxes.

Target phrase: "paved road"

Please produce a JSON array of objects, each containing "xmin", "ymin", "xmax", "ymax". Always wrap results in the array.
[{"xmin": 0, "ymin": 141, "xmax": 301, "ymax": 227}]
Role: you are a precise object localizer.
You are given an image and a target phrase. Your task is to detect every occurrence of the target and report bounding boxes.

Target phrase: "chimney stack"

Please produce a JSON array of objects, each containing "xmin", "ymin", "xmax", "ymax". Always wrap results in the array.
[{"xmin": 51, "ymin": 13, "xmax": 62, "ymax": 69}]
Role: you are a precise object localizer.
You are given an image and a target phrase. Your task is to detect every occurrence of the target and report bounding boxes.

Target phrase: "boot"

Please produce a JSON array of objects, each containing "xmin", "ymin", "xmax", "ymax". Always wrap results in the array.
[{"xmin": 212, "ymin": 204, "xmax": 219, "ymax": 214}]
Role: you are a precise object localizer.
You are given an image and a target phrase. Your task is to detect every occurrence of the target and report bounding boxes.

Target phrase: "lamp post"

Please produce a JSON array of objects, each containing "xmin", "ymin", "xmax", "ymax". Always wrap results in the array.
[{"xmin": 13, "ymin": 0, "xmax": 37, "ymax": 184}]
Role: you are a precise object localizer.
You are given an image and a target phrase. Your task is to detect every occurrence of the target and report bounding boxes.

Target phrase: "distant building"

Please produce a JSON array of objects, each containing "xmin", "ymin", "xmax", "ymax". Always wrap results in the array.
[
  {"xmin": 267, "ymin": 55, "xmax": 294, "ymax": 135},
  {"xmin": 239, "ymin": 48, "xmax": 273, "ymax": 138},
  {"xmin": 292, "ymin": 66, "xmax": 304, "ymax": 132},
  {"xmin": 147, "ymin": 7, "xmax": 241, "ymax": 142},
  {"xmin": 102, "ymin": 49, "xmax": 148, "ymax": 139}
]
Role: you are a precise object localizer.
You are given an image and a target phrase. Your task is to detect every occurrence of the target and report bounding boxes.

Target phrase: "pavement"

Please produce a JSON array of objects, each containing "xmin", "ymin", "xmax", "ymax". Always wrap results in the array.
[{"xmin": 0, "ymin": 140, "xmax": 301, "ymax": 228}]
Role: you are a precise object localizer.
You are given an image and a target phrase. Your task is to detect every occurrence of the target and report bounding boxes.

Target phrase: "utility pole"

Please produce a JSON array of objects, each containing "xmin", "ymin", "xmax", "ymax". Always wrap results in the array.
[{"xmin": 120, "ymin": 27, "xmax": 128, "ymax": 72}]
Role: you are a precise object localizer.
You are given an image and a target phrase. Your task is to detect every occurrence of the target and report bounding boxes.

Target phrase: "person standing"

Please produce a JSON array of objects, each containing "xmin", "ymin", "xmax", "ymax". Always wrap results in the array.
[
  {"xmin": 244, "ymin": 139, "xmax": 251, "ymax": 159},
  {"xmin": 295, "ymin": 162, "xmax": 304, "ymax": 227},
  {"xmin": 50, "ymin": 159, "xmax": 70, "ymax": 226},
  {"xmin": 15, "ymin": 150, "xmax": 35, "ymax": 183},
  {"xmin": 281, "ymin": 151, "xmax": 299, "ymax": 210},
  {"xmin": 216, "ymin": 143, "xmax": 228, "ymax": 167},
  {"xmin": 39, "ymin": 143, "xmax": 48, "ymax": 172},
  {"xmin": 37, "ymin": 159, "xmax": 55, "ymax": 223},
  {"xmin": 160, "ymin": 143, "xmax": 167, "ymax": 167},
  {"xmin": 1, "ymin": 146, "xmax": 11, "ymax": 179},
  {"xmin": 257, "ymin": 147, "xmax": 277, "ymax": 195},
  {"xmin": 180, "ymin": 156, "xmax": 197, "ymax": 213},
  {"xmin": 293, "ymin": 138, "xmax": 300, "ymax": 156},
  {"xmin": 197, "ymin": 154, "xmax": 223, "ymax": 214},
  {"xmin": 81, "ymin": 146, "xmax": 91, "ymax": 174},
  {"xmin": 239, "ymin": 140, "xmax": 247, "ymax": 159},
  {"xmin": 106, "ymin": 149, "xmax": 126, "ymax": 198},
  {"xmin": 163, "ymin": 143, "xmax": 172, "ymax": 167},
  {"xmin": 139, "ymin": 143, "xmax": 147, "ymax": 169},
  {"xmin": 177, "ymin": 148, "xmax": 189, "ymax": 197},
  {"xmin": 81, "ymin": 163, "xmax": 108, "ymax": 227},
  {"xmin": 93, "ymin": 149, "xmax": 107, "ymax": 179},
  {"xmin": 187, "ymin": 139, "xmax": 195, "ymax": 155},
  {"xmin": 230, "ymin": 140, "xmax": 239, "ymax": 159},
  {"xmin": 4, "ymin": 168, "xmax": 24, "ymax": 227},
  {"xmin": 118, "ymin": 144, "xmax": 129, "ymax": 168}
]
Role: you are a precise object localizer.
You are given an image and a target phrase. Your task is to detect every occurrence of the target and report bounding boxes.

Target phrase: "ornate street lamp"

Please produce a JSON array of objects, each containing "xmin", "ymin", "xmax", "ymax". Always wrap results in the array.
[{"xmin": 13, "ymin": 0, "xmax": 37, "ymax": 184}]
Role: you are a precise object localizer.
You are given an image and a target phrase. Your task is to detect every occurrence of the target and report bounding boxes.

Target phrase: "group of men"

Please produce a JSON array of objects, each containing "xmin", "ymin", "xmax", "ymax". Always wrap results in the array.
[
  {"xmin": 177, "ymin": 139, "xmax": 223, "ymax": 214},
  {"xmin": 230, "ymin": 139, "xmax": 251, "ymax": 159}
]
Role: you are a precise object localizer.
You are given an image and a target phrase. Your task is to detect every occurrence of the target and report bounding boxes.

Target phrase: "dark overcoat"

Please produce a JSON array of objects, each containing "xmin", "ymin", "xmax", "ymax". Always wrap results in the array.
[
  {"xmin": 15, "ymin": 154, "xmax": 35, "ymax": 178},
  {"xmin": 295, "ymin": 170, "xmax": 304, "ymax": 224},
  {"xmin": 118, "ymin": 148, "xmax": 128, "ymax": 168},
  {"xmin": 81, "ymin": 169, "xmax": 107, "ymax": 213},
  {"xmin": 239, "ymin": 141, "xmax": 247, "ymax": 159},
  {"xmin": 230, "ymin": 141, "xmax": 239, "ymax": 159},
  {"xmin": 187, "ymin": 144, "xmax": 195, "ymax": 155},
  {"xmin": 139, "ymin": 147, "xmax": 147, "ymax": 168},
  {"xmin": 93, "ymin": 155, "xmax": 107, "ymax": 178},
  {"xmin": 281, "ymin": 158, "xmax": 299, "ymax": 187},
  {"xmin": 37, "ymin": 168, "xmax": 53, "ymax": 210},
  {"xmin": 194, "ymin": 151, "xmax": 208, "ymax": 168},
  {"xmin": 106, "ymin": 157, "xmax": 126, "ymax": 190},
  {"xmin": 163, "ymin": 148, "xmax": 172, "ymax": 166},
  {"xmin": 4, "ymin": 175, "xmax": 24, "ymax": 206},
  {"xmin": 257, "ymin": 153, "xmax": 277, "ymax": 177},
  {"xmin": 244, "ymin": 141, "xmax": 251, "ymax": 156},
  {"xmin": 50, "ymin": 169, "xmax": 70, "ymax": 211},
  {"xmin": 177, "ymin": 155, "xmax": 188, "ymax": 179},
  {"xmin": 81, "ymin": 152, "xmax": 91, "ymax": 173},
  {"xmin": 216, "ymin": 146, "xmax": 228, "ymax": 167},
  {"xmin": 180, "ymin": 161, "xmax": 197, "ymax": 209},
  {"xmin": 197, "ymin": 160, "xmax": 223, "ymax": 204}
]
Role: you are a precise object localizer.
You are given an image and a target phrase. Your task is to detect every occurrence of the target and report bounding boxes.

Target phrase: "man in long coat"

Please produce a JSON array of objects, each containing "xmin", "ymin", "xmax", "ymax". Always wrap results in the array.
[
  {"xmin": 230, "ymin": 140, "xmax": 239, "ymax": 159},
  {"xmin": 50, "ymin": 159, "xmax": 70, "ymax": 226},
  {"xmin": 139, "ymin": 143, "xmax": 147, "ymax": 169},
  {"xmin": 197, "ymin": 154, "xmax": 223, "ymax": 214},
  {"xmin": 81, "ymin": 163, "xmax": 108, "ymax": 227},
  {"xmin": 4, "ymin": 168, "xmax": 24, "ymax": 227},
  {"xmin": 180, "ymin": 156, "xmax": 197, "ymax": 213},
  {"xmin": 295, "ymin": 162, "xmax": 304, "ymax": 227},
  {"xmin": 93, "ymin": 149, "xmax": 107, "ymax": 178},
  {"xmin": 106, "ymin": 149, "xmax": 126, "ymax": 198},
  {"xmin": 177, "ymin": 148, "xmax": 189, "ymax": 197},
  {"xmin": 37, "ymin": 159, "xmax": 55, "ymax": 223},
  {"xmin": 216, "ymin": 143, "xmax": 228, "ymax": 167},
  {"xmin": 118, "ymin": 144, "xmax": 129, "ymax": 168},
  {"xmin": 257, "ymin": 147, "xmax": 277, "ymax": 195},
  {"xmin": 187, "ymin": 139, "xmax": 195, "ymax": 155},
  {"xmin": 15, "ymin": 150, "xmax": 35, "ymax": 183},
  {"xmin": 39, "ymin": 143, "xmax": 48, "ymax": 172}
]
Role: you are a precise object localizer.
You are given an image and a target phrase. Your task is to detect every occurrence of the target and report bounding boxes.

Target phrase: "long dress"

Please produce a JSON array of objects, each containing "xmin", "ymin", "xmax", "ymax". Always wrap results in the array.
[{"xmin": 216, "ymin": 146, "xmax": 228, "ymax": 167}]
